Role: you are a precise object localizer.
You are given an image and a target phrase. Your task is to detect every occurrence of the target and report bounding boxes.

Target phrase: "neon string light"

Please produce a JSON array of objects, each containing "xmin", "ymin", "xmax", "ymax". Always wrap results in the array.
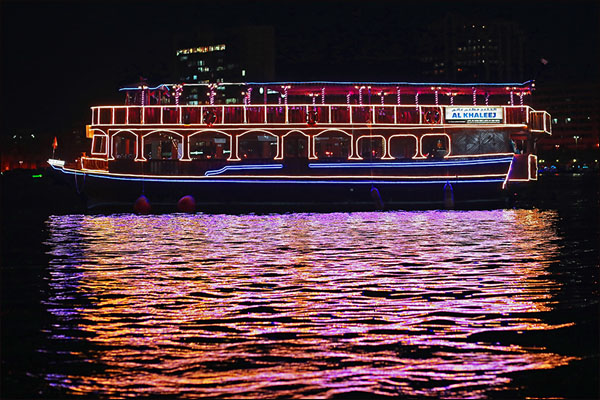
[
  {"xmin": 205, "ymin": 164, "xmax": 283, "ymax": 176},
  {"xmin": 358, "ymin": 87, "xmax": 363, "ymax": 105},
  {"xmin": 52, "ymin": 162, "xmax": 508, "ymax": 181},
  {"xmin": 396, "ymin": 87, "xmax": 401, "ymax": 105},
  {"xmin": 346, "ymin": 91, "xmax": 351, "ymax": 107},
  {"xmin": 321, "ymin": 87, "xmax": 325, "ymax": 105},
  {"xmin": 174, "ymin": 85, "xmax": 183, "ymax": 106},
  {"xmin": 435, "ymin": 90, "xmax": 439, "ymax": 106},
  {"xmin": 308, "ymin": 157, "xmax": 512, "ymax": 169},
  {"xmin": 50, "ymin": 165, "xmax": 505, "ymax": 185},
  {"xmin": 245, "ymin": 80, "xmax": 535, "ymax": 87},
  {"xmin": 415, "ymin": 92, "xmax": 419, "ymax": 110},
  {"xmin": 81, "ymin": 156, "xmax": 109, "ymax": 162},
  {"xmin": 485, "ymin": 92, "xmax": 489, "ymax": 106},
  {"xmin": 519, "ymin": 92, "xmax": 524, "ymax": 108},
  {"xmin": 502, "ymin": 156, "xmax": 515, "ymax": 189},
  {"xmin": 284, "ymin": 87, "xmax": 288, "ymax": 105},
  {"xmin": 119, "ymin": 84, "xmax": 170, "ymax": 92},
  {"xmin": 473, "ymin": 88, "xmax": 477, "ymax": 105},
  {"xmin": 209, "ymin": 85, "xmax": 216, "ymax": 105},
  {"xmin": 510, "ymin": 91, "xmax": 514, "ymax": 106}
]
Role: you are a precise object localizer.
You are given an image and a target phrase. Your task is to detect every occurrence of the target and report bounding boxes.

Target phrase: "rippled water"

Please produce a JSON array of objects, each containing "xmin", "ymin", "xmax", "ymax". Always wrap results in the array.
[{"xmin": 36, "ymin": 210, "xmax": 590, "ymax": 398}]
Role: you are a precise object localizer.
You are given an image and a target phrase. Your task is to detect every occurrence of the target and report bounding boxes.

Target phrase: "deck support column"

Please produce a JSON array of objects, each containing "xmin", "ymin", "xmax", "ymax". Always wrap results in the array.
[
  {"xmin": 181, "ymin": 132, "xmax": 191, "ymax": 161},
  {"xmin": 135, "ymin": 132, "xmax": 144, "ymax": 161},
  {"xmin": 229, "ymin": 134, "xmax": 241, "ymax": 161}
]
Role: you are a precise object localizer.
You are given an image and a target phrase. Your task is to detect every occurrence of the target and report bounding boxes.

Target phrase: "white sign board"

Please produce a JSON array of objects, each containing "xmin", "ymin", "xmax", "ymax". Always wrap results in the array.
[{"xmin": 445, "ymin": 107, "xmax": 503, "ymax": 124}]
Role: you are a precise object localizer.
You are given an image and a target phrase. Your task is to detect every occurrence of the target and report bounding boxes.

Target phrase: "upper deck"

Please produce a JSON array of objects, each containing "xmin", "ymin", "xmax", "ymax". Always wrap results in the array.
[{"xmin": 90, "ymin": 81, "xmax": 552, "ymax": 135}]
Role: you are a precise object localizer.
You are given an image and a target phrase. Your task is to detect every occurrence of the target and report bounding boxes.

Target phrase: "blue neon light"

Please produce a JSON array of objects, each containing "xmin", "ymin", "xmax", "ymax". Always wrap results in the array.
[
  {"xmin": 119, "ymin": 84, "xmax": 171, "ymax": 91},
  {"xmin": 117, "ymin": 81, "xmax": 533, "ymax": 91},
  {"xmin": 51, "ymin": 165, "xmax": 503, "ymax": 185},
  {"xmin": 205, "ymin": 164, "xmax": 283, "ymax": 176},
  {"xmin": 309, "ymin": 157, "xmax": 513, "ymax": 169}
]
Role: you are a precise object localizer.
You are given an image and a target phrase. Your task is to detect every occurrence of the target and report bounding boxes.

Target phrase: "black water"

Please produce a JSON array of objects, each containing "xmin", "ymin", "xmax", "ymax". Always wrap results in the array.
[{"xmin": 1, "ymin": 173, "xmax": 598, "ymax": 399}]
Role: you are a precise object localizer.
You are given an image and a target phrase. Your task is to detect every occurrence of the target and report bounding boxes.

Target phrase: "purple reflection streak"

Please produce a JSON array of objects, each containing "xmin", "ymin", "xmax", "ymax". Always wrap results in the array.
[{"xmin": 43, "ymin": 210, "xmax": 574, "ymax": 399}]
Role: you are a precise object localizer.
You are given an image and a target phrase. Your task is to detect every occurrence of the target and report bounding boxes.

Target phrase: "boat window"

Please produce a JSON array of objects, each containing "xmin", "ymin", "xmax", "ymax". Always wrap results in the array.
[
  {"xmin": 389, "ymin": 136, "xmax": 418, "ymax": 159},
  {"xmin": 283, "ymin": 132, "xmax": 309, "ymax": 158},
  {"xmin": 143, "ymin": 132, "xmax": 182, "ymax": 160},
  {"xmin": 92, "ymin": 135, "xmax": 107, "ymax": 154},
  {"xmin": 422, "ymin": 135, "xmax": 450, "ymax": 159},
  {"xmin": 189, "ymin": 132, "xmax": 230, "ymax": 160},
  {"xmin": 450, "ymin": 130, "xmax": 509, "ymax": 155},
  {"xmin": 238, "ymin": 132, "xmax": 277, "ymax": 159},
  {"xmin": 358, "ymin": 136, "xmax": 384, "ymax": 159},
  {"xmin": 112, "ymin": 132, "xmax": 137, "ymax": 160},
  {"xmin": 315, "ymin": 131, "xmax": 351, "ymax": 159}
]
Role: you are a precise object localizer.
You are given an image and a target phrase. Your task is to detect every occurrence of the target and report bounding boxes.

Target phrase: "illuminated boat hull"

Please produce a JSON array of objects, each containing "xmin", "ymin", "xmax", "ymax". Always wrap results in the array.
[{"xmin": 48, "ymin": 155, "xmax": 532, "ymax": 211}]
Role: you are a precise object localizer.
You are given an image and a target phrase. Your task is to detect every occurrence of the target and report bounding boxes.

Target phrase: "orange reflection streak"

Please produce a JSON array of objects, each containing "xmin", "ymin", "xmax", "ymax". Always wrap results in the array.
[{"xmin": 45, "ymin": 210, "xmax": 576, "ymax": 398}]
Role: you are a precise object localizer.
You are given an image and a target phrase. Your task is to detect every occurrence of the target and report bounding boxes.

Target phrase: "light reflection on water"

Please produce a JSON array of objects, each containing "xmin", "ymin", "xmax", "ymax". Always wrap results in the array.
[{"xmin": 44, "ymin": 210, "xmax": 575, "ymax": 398}]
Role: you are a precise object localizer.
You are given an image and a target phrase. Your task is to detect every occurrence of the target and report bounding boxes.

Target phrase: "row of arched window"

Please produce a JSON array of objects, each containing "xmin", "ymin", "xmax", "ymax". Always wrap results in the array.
[{"xmin": 91, "ymin": 130, "xmax": 451, "ymax": 161}]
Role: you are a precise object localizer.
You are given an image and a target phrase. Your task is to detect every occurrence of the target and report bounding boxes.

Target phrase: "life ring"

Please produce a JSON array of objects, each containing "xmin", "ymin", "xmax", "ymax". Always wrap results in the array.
[
  {"xmin": 424, "ymin": 110, "xmax": 441, "ymax": 124},
  {"xmin": 307, "ymin": 110, "xmax": 318, "ymax": 126},
  {"xmin": 204, "ymin": 109, "xmax": 217, "ymax": 126}
]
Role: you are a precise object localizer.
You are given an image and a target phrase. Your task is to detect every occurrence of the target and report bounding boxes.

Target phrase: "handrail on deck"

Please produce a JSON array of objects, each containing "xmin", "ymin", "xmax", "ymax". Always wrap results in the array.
[{"xmin": 91, "ymin": 104, "xmax": 537, "ymax": 128}]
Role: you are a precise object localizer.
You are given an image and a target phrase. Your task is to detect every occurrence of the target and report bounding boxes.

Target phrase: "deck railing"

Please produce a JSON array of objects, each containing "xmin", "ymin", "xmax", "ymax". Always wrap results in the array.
[{"xmin": 92, "ymin": 104, "xmax": 539, "ymax": 129}]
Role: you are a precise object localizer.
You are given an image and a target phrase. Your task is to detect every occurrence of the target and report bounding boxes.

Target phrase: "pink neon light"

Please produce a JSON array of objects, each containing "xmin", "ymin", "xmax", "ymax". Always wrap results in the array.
[
  {"xmin": 472, "ymin": 88, "xmax": 477, "ymax": 106},
  {"xmin": 519, "ymin": 93, "xmax": 524, "ymax": 108},
  {"xmin": 396, "ymin": 87, "xmax": 401, "ymax": 105},
  {"xmin": 57, "ymin": 163, "xmax": 509, "ymax": 181}
]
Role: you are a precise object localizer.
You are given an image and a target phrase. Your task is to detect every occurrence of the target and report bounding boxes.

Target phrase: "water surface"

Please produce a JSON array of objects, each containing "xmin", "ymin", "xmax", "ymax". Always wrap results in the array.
[{"xmin": 36, "ymin": 209, "xmax": 595, "ymax": 398}]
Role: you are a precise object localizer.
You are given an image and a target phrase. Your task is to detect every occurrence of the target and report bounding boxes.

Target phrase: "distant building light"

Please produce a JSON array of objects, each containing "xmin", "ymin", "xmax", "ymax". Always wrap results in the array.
[
  {"xmin": 193, "ymin": 75, "xmax": 197, "ymax": 80},
  {"xmin": 242, "ymin": 69, "xmax": 246, "ymax": 77},
  {"xmin": 176, "ymin": 44, "xmax": 226, "ymax": 56}
]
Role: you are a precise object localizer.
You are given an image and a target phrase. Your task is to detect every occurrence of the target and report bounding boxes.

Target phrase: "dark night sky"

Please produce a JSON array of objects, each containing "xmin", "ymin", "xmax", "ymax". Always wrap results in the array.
[{"xmin": 1, "ymin": 0, "xmax": 599, "ymax": 140}]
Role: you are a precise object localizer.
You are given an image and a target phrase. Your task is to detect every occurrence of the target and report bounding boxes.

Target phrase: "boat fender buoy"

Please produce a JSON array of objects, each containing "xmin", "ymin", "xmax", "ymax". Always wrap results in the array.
[
  {"xmin": 177, "ymin": 195, "xmax": 196, "ymax": 213},
  {"xmin": 443, "ymin": 182, "xmax": 454, "ymax": 209},
  {"xmin": 204, "ymin": 109, "xmax": 217, "ymax": 126},
  {"xmin": 370, "ymin": 186, "xmax": 384, "ymax": 210},
  {"xmin": 425, "ymin": 110, "xmax": 441, "ymax": 124},
  {"xmin": 134, "ymin": 195, "xmax": 151, "ymax": 214}
]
